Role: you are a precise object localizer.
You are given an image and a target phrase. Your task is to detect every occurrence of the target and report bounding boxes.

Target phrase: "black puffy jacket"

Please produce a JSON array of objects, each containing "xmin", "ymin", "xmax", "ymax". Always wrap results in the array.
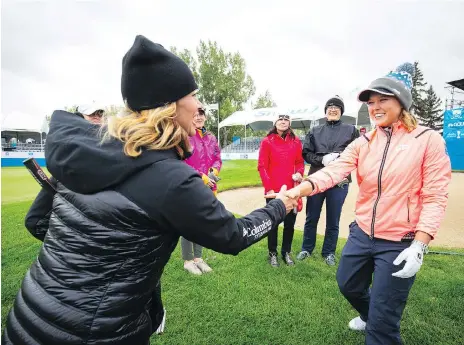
[
  {"xmin": 302, "ymin": 119, "xmax": 359, "ymax": 181},
  {"xmin": 2, "ymin": 111, "xmax": 286, "ymax": 345}
]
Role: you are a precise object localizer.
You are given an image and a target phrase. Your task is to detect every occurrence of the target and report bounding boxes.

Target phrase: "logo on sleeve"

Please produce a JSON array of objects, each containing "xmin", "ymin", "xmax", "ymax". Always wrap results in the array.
[{"xmin": 242, "ymin": 219, "xmax": 273, "ymax": 239}]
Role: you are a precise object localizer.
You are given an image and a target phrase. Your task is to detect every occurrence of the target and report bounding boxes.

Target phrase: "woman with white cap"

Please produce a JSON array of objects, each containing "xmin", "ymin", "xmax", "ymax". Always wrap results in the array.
[
  {"xmin": 267, "ymin": 62, "xmax": 451, "ymax": 345},
  {"xmin": 258, "ymin": 113, "xmax": 305, "ymax": 267},
  {"xmin": 75, "ymin": 103, "xmax": 105, "ymax": 125}
]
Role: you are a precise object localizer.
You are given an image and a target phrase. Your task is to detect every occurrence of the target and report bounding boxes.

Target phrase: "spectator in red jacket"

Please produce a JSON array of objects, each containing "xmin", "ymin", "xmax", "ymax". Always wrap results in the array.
[{"xmin": 258, "ymin": 113, "xmax": 305, "ymax": 267}]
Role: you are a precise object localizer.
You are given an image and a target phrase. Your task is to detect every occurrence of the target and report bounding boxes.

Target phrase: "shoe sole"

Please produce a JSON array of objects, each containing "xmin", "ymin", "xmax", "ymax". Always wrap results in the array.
[{"xmin": 184, "ymin": 268, "xmax": 202, "ymax": 275}]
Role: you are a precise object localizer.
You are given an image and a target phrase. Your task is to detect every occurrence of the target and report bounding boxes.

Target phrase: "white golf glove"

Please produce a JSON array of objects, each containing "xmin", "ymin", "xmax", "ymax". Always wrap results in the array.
[
  {"xmin": 292, "ymin": 173, "xmax": 303, "ymax": 182},
  {"xmin": 322, "ymin": 153, "xmax": 340, "ymax": 166},
  {"xmin": 392, "ymin": 240, "xmax": 427, "ymax": 279}
]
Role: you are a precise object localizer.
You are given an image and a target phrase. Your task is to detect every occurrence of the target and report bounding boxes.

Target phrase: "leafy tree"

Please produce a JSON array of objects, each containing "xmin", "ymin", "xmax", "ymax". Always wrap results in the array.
[
  {"xmin": 253, "ymin": 90, "xmax": 276, "ymax": 109},
  {"xmin": 171, "ymin": 41, "xmax": 256, "ymax": 146}
]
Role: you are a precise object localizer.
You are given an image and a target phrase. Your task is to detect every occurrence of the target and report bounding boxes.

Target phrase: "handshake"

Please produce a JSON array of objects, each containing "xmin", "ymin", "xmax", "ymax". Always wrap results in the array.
[{"xmin": 265, "ymin": 185, "xmax": 305, "ymax": 215}]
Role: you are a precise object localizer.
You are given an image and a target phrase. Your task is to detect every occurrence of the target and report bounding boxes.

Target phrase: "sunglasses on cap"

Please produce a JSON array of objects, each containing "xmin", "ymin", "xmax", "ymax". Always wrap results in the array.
[
  {"xmin": 277, "ymin": 115, "xmax": 290, "ymax": 121},
  {"xmin": 195, "ymin": 108, "xmax": 206, "ymax": 117},
  {"xmin": 88, "ymin": 110, "xmax": 104, "ymax": 118}
]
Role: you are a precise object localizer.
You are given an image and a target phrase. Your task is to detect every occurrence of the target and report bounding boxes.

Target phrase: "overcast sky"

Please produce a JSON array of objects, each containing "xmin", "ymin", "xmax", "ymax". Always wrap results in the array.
[{"xmin": 2, "ymin": 0, "xmax": 464, "ymax": 118}]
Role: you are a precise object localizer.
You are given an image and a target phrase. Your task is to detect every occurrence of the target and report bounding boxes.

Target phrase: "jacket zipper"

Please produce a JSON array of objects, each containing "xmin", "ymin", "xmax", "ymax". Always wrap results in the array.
[
  {"xmin": 407, "ymin": 195, "xmax": 410, "ymax": 223},
  {"xmin": 370, "ymin": 129, "xmax": 392, "ymax": 239}
]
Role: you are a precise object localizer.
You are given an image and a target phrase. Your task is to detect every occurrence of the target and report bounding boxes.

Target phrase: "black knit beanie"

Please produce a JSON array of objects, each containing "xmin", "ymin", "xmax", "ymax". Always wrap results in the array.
[
  {"xmin": 325, "ymin": 95, "xmax": 345, "ymax": 115},
  {"xmin": 121, "ymin": 35, "xmax": 198, "ymax": 111}
]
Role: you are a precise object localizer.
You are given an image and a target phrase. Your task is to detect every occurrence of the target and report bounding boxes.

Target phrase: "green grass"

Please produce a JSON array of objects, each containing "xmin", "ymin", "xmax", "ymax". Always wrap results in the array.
[
  {"xmin": 218, "ymin": 159, "xmax": 262, "ymax": 191},
  {"xmin": 2, "ymin": 163, "xmax": 464, "ymax": 344},
  {"xmin": 1, "ymin": 167, "xmax": 47, "ymax": 204}
]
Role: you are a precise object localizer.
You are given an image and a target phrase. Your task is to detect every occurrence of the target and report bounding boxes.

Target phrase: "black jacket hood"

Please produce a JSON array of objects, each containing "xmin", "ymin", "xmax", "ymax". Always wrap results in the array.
[{"xmin": 45, "ymin": 110, "xmax": 180, "ymax": 194}]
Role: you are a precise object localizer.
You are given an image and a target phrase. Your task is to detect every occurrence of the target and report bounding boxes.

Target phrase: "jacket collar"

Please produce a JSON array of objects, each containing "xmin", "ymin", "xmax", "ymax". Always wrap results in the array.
[
  {"xmin": 378, "ymin": 120, "xmax": 405, "ymax": 135},
  {"xmin": 325, "ymin": 119, "xmax": 341, "ymax": 126},
  {"xmin": 195, "ymin": 127, "xmax": 207, "ymax": 138},
  {"xmin": 270, "ymin": 132, "xmax": 292, "ymax": 141}
]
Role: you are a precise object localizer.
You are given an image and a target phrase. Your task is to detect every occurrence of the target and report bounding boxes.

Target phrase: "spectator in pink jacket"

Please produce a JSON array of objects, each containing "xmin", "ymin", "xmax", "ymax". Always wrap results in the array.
[
  {"xmin": 182, "ymin": 107, "xmax": 222, "ymax": 275},
  {"xmin": 267, "ymin": 62, "xmax": 452, "ymax": 345}
]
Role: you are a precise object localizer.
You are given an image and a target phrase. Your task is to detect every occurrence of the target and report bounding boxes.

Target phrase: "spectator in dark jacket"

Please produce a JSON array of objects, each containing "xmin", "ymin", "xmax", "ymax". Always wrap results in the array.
[
  {"xmin": 258, "ymin": 113, "xmax": 305, "ymax": 267},
  {"xmin": 297, "ymin": 96, "xmax": 359, "ymax": 266},
  {"xmin": 2, "ymin": 35, "xmax": 297, "ymax": 345}
]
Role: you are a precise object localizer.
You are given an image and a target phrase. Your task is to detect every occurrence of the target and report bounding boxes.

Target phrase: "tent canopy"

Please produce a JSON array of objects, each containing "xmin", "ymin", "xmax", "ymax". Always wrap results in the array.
[
  {"xmin": 219, "ymin": 106, "xmax": 320, "ymax": 130},
  {"xmin": 220, "ymin": 103, "xmax": 364, "ymax": 131},
  {"xmin": 1, "ymin": 111, "xmax": 49, "ymax": 134}
]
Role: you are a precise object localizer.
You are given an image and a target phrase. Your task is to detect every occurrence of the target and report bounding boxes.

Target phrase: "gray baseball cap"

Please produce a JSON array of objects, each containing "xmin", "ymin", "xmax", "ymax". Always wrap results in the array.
[{"xmin": 358, "ymin": 63, "xmax": 415, "ymax": 111}]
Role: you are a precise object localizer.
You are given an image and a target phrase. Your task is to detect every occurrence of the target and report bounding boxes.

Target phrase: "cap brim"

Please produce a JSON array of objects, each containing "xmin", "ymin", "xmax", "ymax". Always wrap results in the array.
[
  {"xmin": 358, "ymin": 88, "xmax": 395, "ymax": 102},
  {"xmin": 77, "ymin": 105, "xmax": 104, "ymax": 115}
]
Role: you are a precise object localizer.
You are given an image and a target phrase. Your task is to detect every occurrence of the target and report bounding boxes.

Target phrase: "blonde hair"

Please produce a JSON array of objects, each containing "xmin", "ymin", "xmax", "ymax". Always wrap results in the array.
[
  {"xmin": 399, "ymin": 109, "xmax": 418, "ymax": 132},
  {"xmin": 367, "ymin": 109, "xmax": 418, "ymax": 144},
  {"xmin": 100, "ymin": 102, "xmax": 191, "ymax": 158}
]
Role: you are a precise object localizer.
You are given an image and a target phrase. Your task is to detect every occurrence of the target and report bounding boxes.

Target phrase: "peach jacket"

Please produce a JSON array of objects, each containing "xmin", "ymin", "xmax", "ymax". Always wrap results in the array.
[{"xmin": 306, "ymin": 122, "xmax": 452, "ymax": 242}]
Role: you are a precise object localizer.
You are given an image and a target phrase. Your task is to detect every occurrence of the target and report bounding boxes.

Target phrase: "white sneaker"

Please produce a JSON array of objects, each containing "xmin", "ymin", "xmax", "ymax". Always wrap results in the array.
[
  {"xmin": 348, "ymin": 316, "xmax": 366, "ymax": 331},
  {"xmin": 155, "ymin": 308, "xmax": 166, "ymax": 334},
  {"xmin": 184, "ymin": 261, "xmax": 202, "ymax": 275},
  {"xmin": 194, "ymin": 259, "xmax": 213, "ymax": 273}
]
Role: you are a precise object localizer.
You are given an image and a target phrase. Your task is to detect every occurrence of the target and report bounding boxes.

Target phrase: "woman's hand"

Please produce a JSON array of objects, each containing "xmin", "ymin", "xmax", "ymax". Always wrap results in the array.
[
  {"xmin": 265, "ymin": 180, "xmax": 314, "ymax": 199},
  {"xmin": 274, "ymin": 185, "xmax": 298, "ymax": 214},
  {"xmin": 202, "ymin": 174, "xmax": 216, "ymax": 188},
  {"xmin": 265, "ymin": 186, "xmax": 301, "ymax": 200}
]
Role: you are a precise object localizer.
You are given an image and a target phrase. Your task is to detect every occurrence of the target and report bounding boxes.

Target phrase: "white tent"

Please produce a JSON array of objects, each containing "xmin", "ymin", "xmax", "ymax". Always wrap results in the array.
[
  {"xmin": 217, "ymin": 110, "xmax": 251, "ymax": 128},
  {"xmin": 1, "ymin": 112, "xmax": 49, "ymax": 148},
  {"xmin": 1, "ymin": 111, "xmax": 49, "ymax": 134},
  {"xmin": 219, "ymin": 105, "xmax": 319, "ymax": 131},
  {"xmin": 218, "ymin": 101, "xmax": 364, "ymax": 147}
]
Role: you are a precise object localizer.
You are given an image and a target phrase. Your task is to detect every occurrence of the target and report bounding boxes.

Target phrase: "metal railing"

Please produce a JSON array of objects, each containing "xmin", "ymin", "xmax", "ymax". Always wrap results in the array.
[
  {"xmin": 221, "ymin": 135, "xmax": 306, "ymax": 153},
  {"xmin": 2, "ymin": 143, "xmax": 45, "ymax": 152}
]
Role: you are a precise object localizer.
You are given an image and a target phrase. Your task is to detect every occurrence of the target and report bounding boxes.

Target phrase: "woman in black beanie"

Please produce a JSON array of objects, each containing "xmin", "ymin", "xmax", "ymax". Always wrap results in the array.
[
  {"xmin": 2, "ymin": 35, "xmax": 297, "ymax": 345},
  {"xmin": 297, "ymin": 95, "xmax": 359, "ymax": 266}
]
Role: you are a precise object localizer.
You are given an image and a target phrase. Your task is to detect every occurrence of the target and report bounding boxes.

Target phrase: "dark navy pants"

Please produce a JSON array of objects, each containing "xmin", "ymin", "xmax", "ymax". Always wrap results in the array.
[
  {"xmin": 336, "ymin": 222, "xmax": 416, "ymax": 345},
  {"xmin": 266, "ymin": 199, "xmax": 296, "ymax": 255},
  {"xmin": 301, "ymin": 184, "xmax": 349, "ymax": 256}
]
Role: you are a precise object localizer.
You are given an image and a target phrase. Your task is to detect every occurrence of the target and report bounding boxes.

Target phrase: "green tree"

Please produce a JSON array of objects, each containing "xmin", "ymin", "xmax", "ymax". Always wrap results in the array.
[
  {"xmin": 171, "ymin": 40, "xmax": 257, "ymax": 147},
  {"xmin": 64, "ymin": 105, "xmax": 78, "ymax": 113},
  {"xmin": 253, "ymin": 90, "xmax": 276, "ymax": 109},
  {"xmin": 411, "ymin": 61, "xmax": 426, "ymax": 116},
  {"xmin": 417, "ymin": 85, "xmax": 443, "ymax": 131}
]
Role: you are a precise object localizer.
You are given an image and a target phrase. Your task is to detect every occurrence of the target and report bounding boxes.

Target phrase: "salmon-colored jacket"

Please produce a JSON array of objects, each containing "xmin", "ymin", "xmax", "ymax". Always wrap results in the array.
[{"xmin": 306, "ymin": 122, "xmax": 452, "ymax": 242}]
